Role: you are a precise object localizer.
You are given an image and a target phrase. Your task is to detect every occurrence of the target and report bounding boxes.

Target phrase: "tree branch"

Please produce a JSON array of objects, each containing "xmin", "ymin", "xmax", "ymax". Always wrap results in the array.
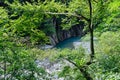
[
  {"xmin": 63, "ymin": 58, "xmax": 80, "ymax": 69},
  {"xmin": 45, "ymin": 12, "xmax": 90, "ymax": 22},
  {"xmin": 63, "ymin": 58, "xmax": 93, "ymax": 80}
]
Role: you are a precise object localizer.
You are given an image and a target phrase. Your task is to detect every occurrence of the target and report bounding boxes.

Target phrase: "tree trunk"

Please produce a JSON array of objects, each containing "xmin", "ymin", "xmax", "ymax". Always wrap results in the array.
[
  {"xmin": 79, "ymin": 67, "xmax": 93, "ymax": 80},
  {"xmin": 88, "ymin": 0, "xmax": 95, "ymax": 62}
]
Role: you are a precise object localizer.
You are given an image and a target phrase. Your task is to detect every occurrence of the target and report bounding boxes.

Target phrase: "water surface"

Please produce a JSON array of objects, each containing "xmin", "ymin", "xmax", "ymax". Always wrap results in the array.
[{"xmin": 55, "ymin": 37, "xmax": 81, "ymax": 49}]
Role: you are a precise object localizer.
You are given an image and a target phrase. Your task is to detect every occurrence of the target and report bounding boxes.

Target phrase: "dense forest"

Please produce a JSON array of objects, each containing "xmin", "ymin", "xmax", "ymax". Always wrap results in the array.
[{"xmin": 0, "ymin": 0, "xmax": 120, "ymax": 80}]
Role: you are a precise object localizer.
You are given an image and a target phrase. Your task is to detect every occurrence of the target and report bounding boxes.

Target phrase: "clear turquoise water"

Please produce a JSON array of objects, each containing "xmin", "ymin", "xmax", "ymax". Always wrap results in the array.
[{"xmin": 55, "ymin": 37, "xmax": 81, "ymax": 49}]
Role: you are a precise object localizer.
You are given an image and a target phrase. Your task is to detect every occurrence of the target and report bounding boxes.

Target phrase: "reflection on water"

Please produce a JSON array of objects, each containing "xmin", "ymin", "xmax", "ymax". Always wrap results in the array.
[{"xmin": 55, "ymin": 37, "xmax": 81, "ymax": 49}]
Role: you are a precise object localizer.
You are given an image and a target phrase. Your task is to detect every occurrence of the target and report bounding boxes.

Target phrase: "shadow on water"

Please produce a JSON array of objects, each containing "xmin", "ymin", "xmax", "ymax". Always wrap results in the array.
[{"xmin": 55, "ymin": 36, "xmax": 81, "ymax": 49}]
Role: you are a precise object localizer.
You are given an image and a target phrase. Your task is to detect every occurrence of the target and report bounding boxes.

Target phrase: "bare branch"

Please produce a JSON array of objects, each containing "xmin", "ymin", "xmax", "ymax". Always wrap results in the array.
[{"xmin": 45, "ymin": 12, "xmax": 89, "ymax": 21}]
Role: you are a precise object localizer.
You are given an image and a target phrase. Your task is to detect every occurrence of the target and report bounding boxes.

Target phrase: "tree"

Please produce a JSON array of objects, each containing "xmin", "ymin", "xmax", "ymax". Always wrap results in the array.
[
  {"xmin": 44, "ymin": 0, "xmax": 94, "ymax": 79},
  {"xmin": 0, "ymin": 4, "xmax": 48, "ymax": 80},
  {"xmin": 43, "ymin": 0, "xmax": 120, "ymax": 79},
  {"xmin": 1, "ymin": 0, "xmax": 119, "ymax": 79},
  {"xmin": 2, "ymin": 0, "xmax": 98, "ymax": 80},
  {"xmin": 94, "ymin": 0, "xmax": 120, "ymax": 32}
]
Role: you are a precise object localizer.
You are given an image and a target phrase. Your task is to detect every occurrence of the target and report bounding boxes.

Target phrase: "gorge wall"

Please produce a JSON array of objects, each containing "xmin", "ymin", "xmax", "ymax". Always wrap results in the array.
[{"xmin": 49, "ymin": 19, "xmax": 85, "ymax": 46}]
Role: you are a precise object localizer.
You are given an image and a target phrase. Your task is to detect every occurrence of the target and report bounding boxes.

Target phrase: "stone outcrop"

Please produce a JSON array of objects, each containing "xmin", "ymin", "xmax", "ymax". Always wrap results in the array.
[{"xmin": 49, "ymin": 22, "xmax": 85, "ymax": 46}]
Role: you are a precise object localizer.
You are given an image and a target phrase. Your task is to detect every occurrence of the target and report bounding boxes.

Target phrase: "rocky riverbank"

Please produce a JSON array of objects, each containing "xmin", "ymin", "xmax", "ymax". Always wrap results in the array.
[{"xmin": 36, "ymin": 38, "xmax": 92, "ymax": 79}]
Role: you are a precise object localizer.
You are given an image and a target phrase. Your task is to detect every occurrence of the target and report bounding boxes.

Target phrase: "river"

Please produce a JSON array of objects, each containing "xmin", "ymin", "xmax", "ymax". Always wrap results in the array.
[{"xmin": 55, "ymin": 36, "xmax": 81, "ymax": 49}]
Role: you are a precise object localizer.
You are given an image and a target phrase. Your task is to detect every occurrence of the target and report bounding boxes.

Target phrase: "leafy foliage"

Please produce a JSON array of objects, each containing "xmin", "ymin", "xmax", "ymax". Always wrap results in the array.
[
  {"xmin": 96, "ymin": 0, "xmax": 120, "ymax": 32},
  {"xmin": 0, "ymin": 48, "xmax": 48, "ymax": 80},
  {"xmin": 50, "ymin": 47, "xmax": 90, "ymax": 80},
  {"xmin": 0, "ymin": 0, "xmax": 120, "ymax": 80},
  {"xmin": 0, "ymin": 7, "xmax": 8, "ymax": 27},
  {"xmin": 0, "ymin": 29, "xmax": 49, "ymax": 79},
  {"xmin": 88, "ymin": 31, "xmax": 120, "ymax": 80}
]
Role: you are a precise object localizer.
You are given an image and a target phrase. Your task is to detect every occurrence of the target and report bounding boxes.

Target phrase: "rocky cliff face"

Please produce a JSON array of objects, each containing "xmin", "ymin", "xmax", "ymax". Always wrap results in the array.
[{"xmin": 49, "ymin": 19, "xmax": 85, "ymax": 46}]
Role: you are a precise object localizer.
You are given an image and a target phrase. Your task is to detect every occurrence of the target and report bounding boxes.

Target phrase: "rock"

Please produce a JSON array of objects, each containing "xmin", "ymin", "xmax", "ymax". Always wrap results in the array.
[
  {"xmin": 35, "ymin": 59, "xmax": 74, "ymax": 80},
  {"xmin": 49, "ymin": 21, "xmax": 85, "ymax": 45},
  {"xmin": 93, "ymin": 37, "xmax": 98, "ymax": 40},
  {"xmin": 73, "ymin": 41, "xmax": 91, "ymax": 54},
  {"xmin": 49, "ymin": 35, "xmax": 59, "ymax": 46},
  {"xmin": 41, "ymin": 45, "xmax": 54, "ymax": 49}
]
